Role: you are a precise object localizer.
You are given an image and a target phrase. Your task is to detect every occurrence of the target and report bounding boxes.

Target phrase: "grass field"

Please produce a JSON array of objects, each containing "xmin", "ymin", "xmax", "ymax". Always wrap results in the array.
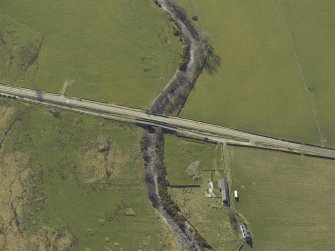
[
  {"xmin": 278, "ymin": 0, "xmax": 335, "ymax": 147},
  {"xmin": 0, "ymin": 0, "xmax": 179, "ymax": 108},
  {"xmin": 0, "ymin": 100, "xmax": 176, "ymax": 250},
  {"xmin": 170, "ymin": 188, "xmax": 240, "ymax": 251},
  {"xmin": 164, "ymin": 136, "xmax": 218, "ymax": 185},
  {"xmin": 165, "ymin": 137, "xmax": 240, "ymax": 250},
  {"xmin": 228, "ymin": 146, "xmax": 335, "ymax": 251},
  {"xmin": 177, "ymin": 0, "xmax": 335, "ymax": 147}
]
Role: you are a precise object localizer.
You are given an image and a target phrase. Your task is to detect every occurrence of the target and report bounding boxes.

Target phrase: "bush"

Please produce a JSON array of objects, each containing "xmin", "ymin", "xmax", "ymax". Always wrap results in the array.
[
  {"xmin": 178, "ymin": 44, "xmax": 190, "ymax": 71},
  {"xmin": 153, "ymin": 0, "xmax": 161, "ymax": 8},
  {"xmin": 172, "ymin": 26, "xmax": 181, "ymax": 36}
]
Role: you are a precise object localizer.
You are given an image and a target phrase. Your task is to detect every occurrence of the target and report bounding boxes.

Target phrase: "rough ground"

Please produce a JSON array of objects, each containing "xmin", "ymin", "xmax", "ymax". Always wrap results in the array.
[
  {"xmin": 0, "ymin": 151, "xmax": 75, "ymax": 251},
  {"xmin": 79, "ymin": 138, "xmax": 131, "ymax": 184},
  {"xmin": 0, "ymin": 107, "xmax": 75, "ymax": 251}
]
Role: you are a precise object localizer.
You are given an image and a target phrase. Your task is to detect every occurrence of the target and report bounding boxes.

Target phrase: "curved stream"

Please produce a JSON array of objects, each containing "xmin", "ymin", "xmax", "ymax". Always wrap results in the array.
[{"xmin": 142, "ymin": 0, "xmax": 208, "ymax": 250}]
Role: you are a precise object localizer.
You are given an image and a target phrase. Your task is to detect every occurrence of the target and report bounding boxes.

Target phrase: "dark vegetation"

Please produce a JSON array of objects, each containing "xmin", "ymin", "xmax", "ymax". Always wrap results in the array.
[
  {"xmin": 150, "ymin": 2, "xmax": 221, "ymax": 116},
  {"xmin": 203, "ymin": 44, "xmax": 221, "ymax": 75},
  {"xmin": 179, "ymin": 44, "xmax": 190, "ymax": 71},
  {"xmin": 192, "ymin": 16, "xmax": 198, "ymax": 21},
  {"xmin": 150, "ymin": 0, "xmax": 207, "ymax": 116},
  {"xmin": 48, "ymin": 108, "xmax": 61, "ymax": 118},
  {"xmin": 141, "ymin": 128, "xmax": 212, "ymax": 249},
  {"xmin": 143, "ymin": 1, "xmax": 216, "ymax": 249}
]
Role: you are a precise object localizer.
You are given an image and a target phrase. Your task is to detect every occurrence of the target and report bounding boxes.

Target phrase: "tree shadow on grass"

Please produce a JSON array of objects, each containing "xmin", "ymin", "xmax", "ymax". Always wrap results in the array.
[
  {"xmin": 203, "ymin": 45, "xmax": 221, "ymax": 75},
  {"xmin": 35, "ymin": 89, "xmax": 43, "ymax": 101}
]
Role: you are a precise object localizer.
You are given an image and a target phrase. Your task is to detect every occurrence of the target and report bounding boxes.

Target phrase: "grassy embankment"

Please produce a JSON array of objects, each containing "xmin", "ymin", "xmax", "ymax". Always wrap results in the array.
[
  {"xmin": 0, "ymin": 0, "xmax": 179, "ymax": 108},
  {"xmin": 229, "ymin": 146, "xmax": 335, "ymax": 251},
  {"xmin": 0, "ymin": 99, "xmax": 176, "ymax": 250},
  {"xmin": 177, "ymin": 0, "xmax": 335, "ymax": 147},
  {"xmin": 165, "ymin": 136, "xmax": 241, "ymax": 250}
]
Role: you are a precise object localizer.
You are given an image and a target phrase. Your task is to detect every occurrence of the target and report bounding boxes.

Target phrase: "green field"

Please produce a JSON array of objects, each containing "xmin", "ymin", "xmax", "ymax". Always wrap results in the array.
[
  {"xmin": 170, "ymin": 187, "xmax": 240, "ymax": 251},
  {"xmin": 229, "ymin": 146, "xmax": 335, "ymax": 251},
  {"xmin": 177, "ymin": 0, "xmax": 335, "ymax": 147},
  {"xmin": 279, "ymin": 0, "xmax": 335, "ymax": 147},
  {"xmin": 164, "ymin": 136, "xmax": 218, "ymax": 185},
  {"xmin": 0, "ymin": 0, "xmax": 179, "ymax": 108},
  {"xmin": 165, "ymin": 137, "xmax": 240, "ymax": 250},
  {"xmin": 0, "ymin": 100, "xmax": 175, "ymax": 250}
]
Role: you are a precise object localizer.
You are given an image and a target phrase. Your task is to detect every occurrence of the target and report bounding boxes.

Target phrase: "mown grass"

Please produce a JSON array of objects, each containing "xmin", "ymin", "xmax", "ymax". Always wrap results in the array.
[
  {"xmin": 229, "ymin": 146, "xmax": 335, "ymax": 251},
  {"xmin": 0, "ymin": 100, "xmax": 175, "ymax": 250},
  {"xmin": 176, "ymin": 0, "xmax": 335, "ymax": 146},
  {"xmin": 164, "ymin": 136, "xmax": 218, "ymax": 185},
  {"xmin": 0, "ymin": 0, "xmax": 180, "ymax": 108}
]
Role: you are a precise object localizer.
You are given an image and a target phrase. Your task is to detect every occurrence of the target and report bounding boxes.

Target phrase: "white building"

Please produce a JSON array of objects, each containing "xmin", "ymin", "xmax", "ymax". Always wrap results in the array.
[{"xmin": 234, "ymin": 190, "xmax": 239, "ymax": 200}]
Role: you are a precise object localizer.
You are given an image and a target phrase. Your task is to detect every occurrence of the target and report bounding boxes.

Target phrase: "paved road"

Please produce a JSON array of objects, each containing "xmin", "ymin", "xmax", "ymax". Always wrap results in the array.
[{"xmin": 1, "ymin": 83, "xmax": 335, "ymax": 159}]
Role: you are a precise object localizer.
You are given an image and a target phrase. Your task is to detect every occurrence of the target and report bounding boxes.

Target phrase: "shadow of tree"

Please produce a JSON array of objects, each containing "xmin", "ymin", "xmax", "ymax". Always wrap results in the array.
[
  {"xmin": 35, "ymin": 89, "xmax": 43, "ymax": 101},
  {"xmin": 203, "ymin": 45, "xmax": 221, "ymax": 75}
]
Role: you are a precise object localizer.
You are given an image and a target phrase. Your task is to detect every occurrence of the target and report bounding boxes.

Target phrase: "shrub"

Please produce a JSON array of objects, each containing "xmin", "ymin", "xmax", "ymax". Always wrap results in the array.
[{"xmin": 178, "ymin": 44, "xmax": 190, "ymax": 71}]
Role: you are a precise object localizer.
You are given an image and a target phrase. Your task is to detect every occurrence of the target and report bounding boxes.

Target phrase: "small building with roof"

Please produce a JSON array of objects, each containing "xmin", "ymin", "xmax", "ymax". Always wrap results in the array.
[
  {"xmin": 217, "ymin": 177, "xmax": 229, "ymax": 206},
  {"xmin": 234, "ymin": 190, "xmax": 239, "ymax": 201},
  {"xmin": 238, "ymin": 223, "xmax": 251, "ymax": 242}
]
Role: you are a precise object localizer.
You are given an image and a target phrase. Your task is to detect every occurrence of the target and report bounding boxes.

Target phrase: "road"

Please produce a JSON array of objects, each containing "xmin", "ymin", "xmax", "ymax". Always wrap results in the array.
[{"xmin": 0, "ymin": 83, "xmax": 335, "ymax": 159}]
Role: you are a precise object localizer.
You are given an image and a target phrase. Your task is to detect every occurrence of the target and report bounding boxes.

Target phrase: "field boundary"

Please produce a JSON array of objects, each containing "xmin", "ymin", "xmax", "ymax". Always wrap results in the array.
[{"xmin": 275, "ymin": 0, "xmax": 326, "ymax": 146}]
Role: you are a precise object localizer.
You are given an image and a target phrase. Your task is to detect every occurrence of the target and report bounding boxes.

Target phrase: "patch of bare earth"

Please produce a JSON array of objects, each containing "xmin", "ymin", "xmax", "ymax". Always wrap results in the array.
[{"xmin": 0, "ymin": 151, "xmax": 75, "ymax": 250}]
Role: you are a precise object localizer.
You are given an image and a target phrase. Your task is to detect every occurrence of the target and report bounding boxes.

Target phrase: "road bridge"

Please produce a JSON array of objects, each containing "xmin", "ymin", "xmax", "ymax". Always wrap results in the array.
[{"xmin": 0, "ymin": 83, "xmax": 334, "ymax": 159}]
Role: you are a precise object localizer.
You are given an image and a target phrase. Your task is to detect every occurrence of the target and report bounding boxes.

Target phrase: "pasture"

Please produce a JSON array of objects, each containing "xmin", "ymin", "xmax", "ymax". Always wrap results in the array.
[
  {"xmin": 0, "ymin": 100, "xmax": 175, "ymax": 250},
  {"xmin": 177, "ymin": 0, "xmax": 335, "ymax": 147},
  {"xmin": 164, "ymin": 136, "xmax": 218, "ymax": 185},
  {"xmin": 165, "ymin": 137, "xmax": 240, "ymax": 250},
  {"xmin": 0, "ymin": 0, "xmax": 179, "ymax": 108},
  {"xmin": 229, "ymin": 146, "xmax": 335, "ymax": 251},
  {"xmin": 170, "ymin": 187, "xmax": 240, "ymax": 250}
]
